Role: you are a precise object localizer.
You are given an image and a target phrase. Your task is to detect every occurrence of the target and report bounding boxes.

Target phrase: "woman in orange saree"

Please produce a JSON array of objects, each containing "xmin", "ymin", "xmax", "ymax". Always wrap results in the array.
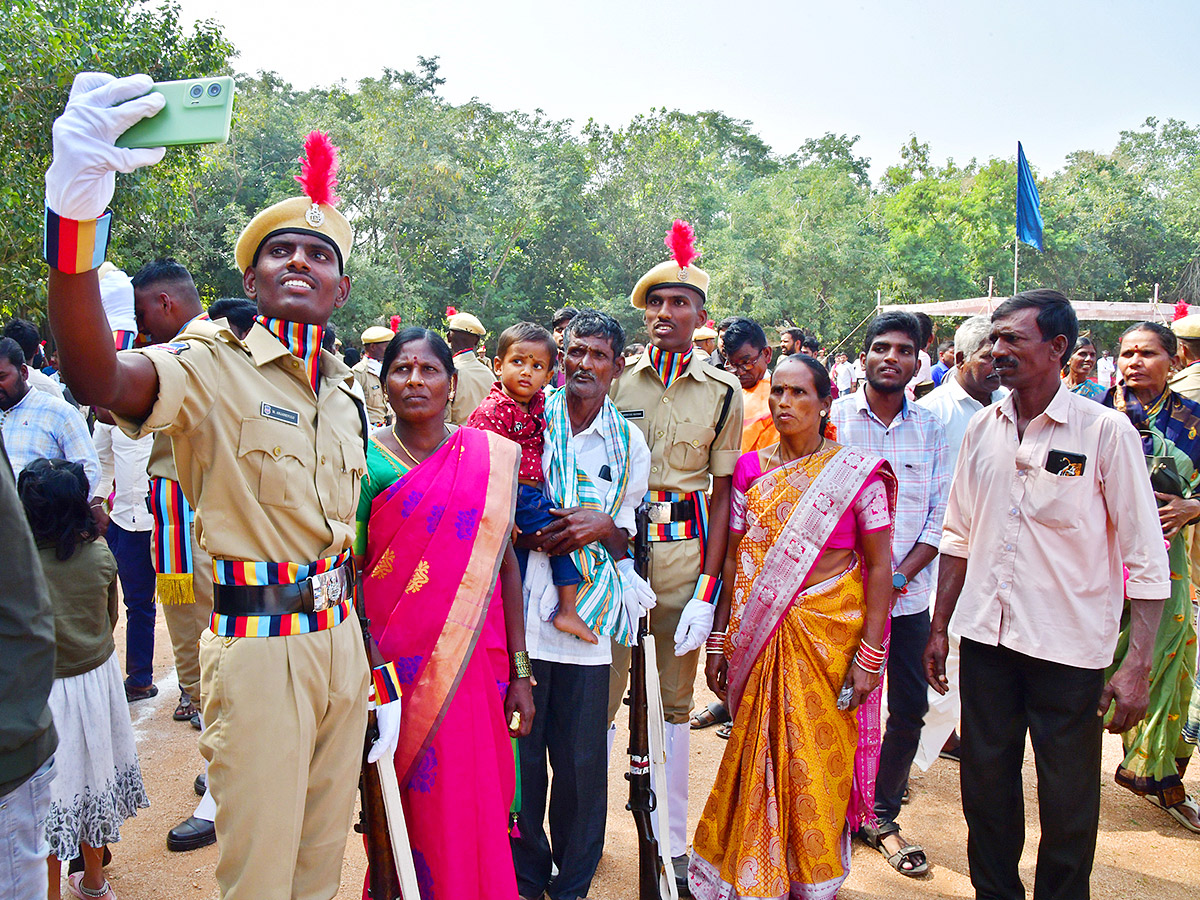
[
  {"xmin": 354, "ymin": 328, "xmax": 534, "ymax": 900},
  {"xmin": 690, "ymin": 355, "xmax": 896, "ymax": 900}
]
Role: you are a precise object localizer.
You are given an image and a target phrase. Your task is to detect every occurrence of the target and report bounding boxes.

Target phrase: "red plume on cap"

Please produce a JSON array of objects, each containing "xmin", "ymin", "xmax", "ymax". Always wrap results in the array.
[
  {"xmin": 446, "ymin": 306, "xmax": 458, "ymax": 317},
  {"xmin": 1174, "ymin": 300, "xmax": 1190, "ymax": 321},
  {"xmin": 705, "ymin": 319, "xmax": 715, "ymax": 328},
  {"xmin": 294, "ymin": 131, "xmax": 340, "ymax": 207},
  {"xmin": 390, "ymin": 315, "xmax": 402, "ymax": 332},
  {"xmin": 664, "ymin": 219, "xmax": 699, "ymax": 269}
]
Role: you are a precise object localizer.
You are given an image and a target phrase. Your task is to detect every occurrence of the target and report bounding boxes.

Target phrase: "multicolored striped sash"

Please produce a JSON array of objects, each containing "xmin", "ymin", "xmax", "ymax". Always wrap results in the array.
[{"xmin": 149, "ymin": 476, "xmax": 195, "ymax": 605}]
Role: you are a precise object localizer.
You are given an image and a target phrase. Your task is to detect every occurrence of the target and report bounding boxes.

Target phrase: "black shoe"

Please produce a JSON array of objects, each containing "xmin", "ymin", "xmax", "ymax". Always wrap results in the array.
[
  {"xmin": 167, "ymin": 816, "xmax": 216, "ymax": 852},
  {"xmin": 125, "ymin": 682, "xmax": 158, "ymax": 702},
  {"xmin": 194, "ymin": 773, "xmax": 207, "ymax": 797},
  {"xmin": 190, "ymin": 712, "xmax": 201, "ymax": 731},
  {"xmin": 938, "ymin": 744, "xmax": 961, "ymax": 762},
  {"xmin": 67, "ymin": 845, "xmax": 111, "ymax": 874},
  {"xmin": 673, "ymin": 854, "xmax": 691, "ymax": 897}
]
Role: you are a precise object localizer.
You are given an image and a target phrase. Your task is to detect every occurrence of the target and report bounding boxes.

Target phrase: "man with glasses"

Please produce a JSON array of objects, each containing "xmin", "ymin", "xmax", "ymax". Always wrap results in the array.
[
  {"xmin": 446, "ymin": 310, "xmax": 495, "ymax": 424},
  {"xmin": 722, "ymin": 317, "xmax": 777, "ymax": 453}
]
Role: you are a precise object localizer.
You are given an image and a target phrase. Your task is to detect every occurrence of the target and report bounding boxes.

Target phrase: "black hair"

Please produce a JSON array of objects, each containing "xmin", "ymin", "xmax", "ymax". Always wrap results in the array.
[
  {"xmin": 206, "ymin": 298, "xmax": 258, "ymax": 335},
  {"xmin": 937, "ymin": 339, "xmax": 955, "ymax": 353},
  {"xmin": 0, "ymin": 336, "xmax": 26, "ymax": 368},
  {"xmin": 992, "ymin": 289, "xmax": 1079, "ymax": 366},
  {"xmin": 863, "ymin": 311, "xmax": 922, "ymax": 356},
  {"xmin": 716, "ymin": 316, "xmax": 739, "ymax": 333},
  {"xmin": 2, "ymin": 319, "xmax": 40, "ymax": 359},
  {"xmin": 801, "ymin": 335, "xmax": 821, "ymax": 353},
  {"xmin": 721, "ymin": 317, "xmax": 767, "ymax": 358},
  {"xmin": 564, "ymin": 310, "xmax": 626, "ymax": 358},
  {"xmin": 131, "ymin": 257, "xmax": 198, "ymax": 297},
  {"xmin": 913, "ymin": 312, "xmax": 934, "ymax": 349},
  {"xmin": 18, "ymin": 458, "xmax": 97, "ymax": 561},
  {"xmin": 342, "ymin": 347, "xmax": 361, "ymax": 367},
  {"xmin": 322, "ymin": 322, "xmax": 337, "ymax": 352},
  {"xmin": 774, "ymin": 353, "xmax": 833, "ymax": 436},
  {"xmin": 551, "ymin": 307, "xmax": 580, "ymax": 328},
  {"xmin": 381, "ymin": 327, "xmax": 456, "ymax": 382},
  {"xmin": 1120, "ymin": 321, "xmax": 1177, "ymax": 359},
  {"xmin": 781, "ymin": 327, "xmax": 805, "ymax": 342},
  {"xmin": 497, "ymin": 322, "xmax": 557, "ymax": 362},
  {"xmin": 624, "ymin": 342, "xmax": 645, "ymax": 357}
]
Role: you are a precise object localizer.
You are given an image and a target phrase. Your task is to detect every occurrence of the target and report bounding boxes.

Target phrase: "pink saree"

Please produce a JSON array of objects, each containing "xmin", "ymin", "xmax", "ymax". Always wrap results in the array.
[{"xmin": 362, "ymin": 427, "xmax": 520, "ymax": 900}]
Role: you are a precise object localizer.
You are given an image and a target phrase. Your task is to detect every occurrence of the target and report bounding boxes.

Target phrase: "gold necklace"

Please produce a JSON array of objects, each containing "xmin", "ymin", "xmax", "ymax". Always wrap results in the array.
[
  {"xmin": 770, "ymin": 435, "xmax": 825, "ymax": 471},
  {"xmin": 391, "ymin": 424, "xmax": 450, "ymax": 467}
]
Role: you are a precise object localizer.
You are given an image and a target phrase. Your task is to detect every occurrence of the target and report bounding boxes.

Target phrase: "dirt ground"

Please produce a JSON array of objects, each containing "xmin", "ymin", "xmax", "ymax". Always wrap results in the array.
[{"xmin": 92, "ymin": 613, "xmax": 1199, "ymax": 899}]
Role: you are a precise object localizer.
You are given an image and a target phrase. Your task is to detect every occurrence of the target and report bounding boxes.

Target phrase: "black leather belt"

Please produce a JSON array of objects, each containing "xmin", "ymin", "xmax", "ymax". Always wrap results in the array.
[
  {"xmin": 645, "ymin": 498, "xmax": 696, "ymax": 524},
  {"xmin": 213, "ymin": 564, "xmax": 351, "ymax": 617}
]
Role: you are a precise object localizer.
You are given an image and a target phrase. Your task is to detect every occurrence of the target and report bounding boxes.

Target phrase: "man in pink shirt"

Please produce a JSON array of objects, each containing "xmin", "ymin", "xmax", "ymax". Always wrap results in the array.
[{"xmin": 924, "ymin": 290, "xmax": 1168, "ymax": 900}]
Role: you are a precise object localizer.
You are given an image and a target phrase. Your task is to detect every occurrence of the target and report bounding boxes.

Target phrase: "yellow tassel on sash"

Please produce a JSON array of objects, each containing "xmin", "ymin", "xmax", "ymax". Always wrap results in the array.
[{"xmin": 156, "ymin": 573, "xmax": 195, "ymax": 605}]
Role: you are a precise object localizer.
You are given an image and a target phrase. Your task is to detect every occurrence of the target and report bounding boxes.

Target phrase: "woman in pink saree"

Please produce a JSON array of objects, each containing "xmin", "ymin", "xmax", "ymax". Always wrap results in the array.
[
  {"xmin": 690, "ymin": 354, "xmax": 896, "ymax": 900},
  {"xmin": 353, "ymin": 328, "xmax": 534, "ymax": 900}
]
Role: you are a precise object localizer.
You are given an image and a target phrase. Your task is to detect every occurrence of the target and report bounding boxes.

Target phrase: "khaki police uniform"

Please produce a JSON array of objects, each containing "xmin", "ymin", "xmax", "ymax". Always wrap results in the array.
[
  {"xmin": 448, "ymin": 349, "xmax": 496, "ymax": 425},
  {"xmin": 1170, "ymin": 361, "xmax": 1200, "ymax": 406},
  {"xmin": 116, "ymin": 318, "xmax": 369, "ymax": 900},
  {"xmin": 607, "ymin": 350, "xmax": 743, "ymax": 725},
  {"xmin": 146, "ymin": 434, "xmax": 212, "ymax": 703},
  {"xmin": 350, "ymin": 356, "xmax": 390, "ymax": 427}
]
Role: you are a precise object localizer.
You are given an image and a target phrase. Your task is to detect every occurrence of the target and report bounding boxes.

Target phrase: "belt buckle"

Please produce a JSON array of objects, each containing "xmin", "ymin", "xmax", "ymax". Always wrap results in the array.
[
  {"xmin": 309, "ymin": 567, "xmax": 344, "ymax": 612},
  {"xmin": 647, "ymin": 502, "xmax": 672, "ymax": 525}
]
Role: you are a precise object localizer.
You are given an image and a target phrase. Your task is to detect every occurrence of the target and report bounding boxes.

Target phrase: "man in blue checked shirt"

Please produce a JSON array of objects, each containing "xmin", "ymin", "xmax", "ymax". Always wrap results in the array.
[
  {"xmin": 0, "ymin": 337, "xmax": 107, "ymax": 528},
  {"xmin": 830, "ymin": 311, "xmax": 950, "ymax": 878}
]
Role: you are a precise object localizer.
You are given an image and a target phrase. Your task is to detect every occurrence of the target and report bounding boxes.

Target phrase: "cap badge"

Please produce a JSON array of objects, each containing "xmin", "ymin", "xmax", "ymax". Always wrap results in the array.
[
  {"xmin": 678, "ymin": 267, "xmax": 689, "ymax": 281},
  {"xmin": 305, "ymin": 203, "xmax": 325, "ymax": 227}
]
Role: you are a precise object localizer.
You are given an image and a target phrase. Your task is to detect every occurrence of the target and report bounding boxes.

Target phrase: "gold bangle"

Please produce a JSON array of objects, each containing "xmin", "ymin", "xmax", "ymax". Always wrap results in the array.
[{"xmin": 511, "ymin": 650, "xmax": 534, "ymax": 679}]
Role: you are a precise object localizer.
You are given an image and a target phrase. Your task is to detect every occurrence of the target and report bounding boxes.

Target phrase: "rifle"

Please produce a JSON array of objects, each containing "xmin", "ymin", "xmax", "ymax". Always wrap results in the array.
[
  {"xmin": 358, "ymin": 712, "xmax": 403, "ymax": 900},
  {"xmin": 626, "ymin": 504, "xmax": 676, "ymax": 900}
]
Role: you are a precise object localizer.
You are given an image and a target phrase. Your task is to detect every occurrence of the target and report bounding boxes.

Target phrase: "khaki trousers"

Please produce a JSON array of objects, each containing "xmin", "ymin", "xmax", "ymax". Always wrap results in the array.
[
  {"xmin": 608, "ymin": 539, "xmax": 703, "ymax": 726},
  {"xmin": 159, "ymin": 528, "xmax": 212, "ymax": 700},
  {"xmin": 199, "ymin": 615, "xmax": 368, "ymax": 900}
]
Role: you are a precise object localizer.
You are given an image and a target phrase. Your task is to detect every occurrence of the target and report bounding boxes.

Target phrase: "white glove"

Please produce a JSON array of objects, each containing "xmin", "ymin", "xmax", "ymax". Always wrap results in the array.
[
  {"xmin": 45, "ymin": 73, "xmax": 166, "ymax": 220},
  {"xmin": 617, "ymin": 557, "xmax": 657, "ymax": 614},
  {"xmin": 367, "ymin": 700, "xmax": 402, "ymax": 765},
  {"xmin": 99, "ymin": 266, "xmax": 136, "ymax": 334},
  {"xmin": 673, "ymin": 597, "xmax": 716, "ymax": 656}
]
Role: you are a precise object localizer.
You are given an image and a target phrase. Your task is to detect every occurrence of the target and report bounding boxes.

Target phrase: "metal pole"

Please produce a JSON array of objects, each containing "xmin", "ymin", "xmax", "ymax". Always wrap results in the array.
[{"xmin": 1013, "ymin": 234, "xmax": 1020, "ymax": 297}]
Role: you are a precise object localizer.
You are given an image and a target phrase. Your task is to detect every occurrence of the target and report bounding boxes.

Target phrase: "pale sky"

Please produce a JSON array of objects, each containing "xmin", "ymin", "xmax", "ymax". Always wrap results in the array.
[{"xmin": 177, "ymin": 0, "xmax": 1199, "ymax": 179}]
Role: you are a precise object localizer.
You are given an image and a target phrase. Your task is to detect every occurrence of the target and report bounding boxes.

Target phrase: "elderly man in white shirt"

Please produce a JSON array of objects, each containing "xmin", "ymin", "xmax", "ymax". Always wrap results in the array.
[
  {"xmin": 924, "ymin": 290, "xmax": 1167, "ymax": 900},
  {"xmin": 913, "ymin": 315, "xmax": 1007, "ymax": 769},
  {"xmin": 511, "ymin": 311, "xmax": 651, "ymax": 900}
]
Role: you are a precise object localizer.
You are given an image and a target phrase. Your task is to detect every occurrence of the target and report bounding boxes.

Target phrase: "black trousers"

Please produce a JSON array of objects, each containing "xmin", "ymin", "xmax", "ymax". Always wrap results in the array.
[
  {"xmin": 874, "ymin": 608, "xmax": 931, "ymax": 827},
  {"xmin": 511, "ymin": 659, "xmax": 608, "ymax": 900},
  {"xmin": 959, "ymin": 638, "xmax": 1104, "ymax": 900}
]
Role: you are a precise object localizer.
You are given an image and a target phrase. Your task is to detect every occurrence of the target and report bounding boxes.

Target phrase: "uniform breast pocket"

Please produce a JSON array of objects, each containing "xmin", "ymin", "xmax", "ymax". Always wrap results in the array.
[
  {"xmin": 668, "ymin": 422, "xmax": 717, "ymax": 471},
  {"xmin": 237, "ymin": 418, "xmax": 307, "ymax": 509},
  {"xmin": 1024, "ymin": 467, "xmax": 1091, "ymax": 530},
  {"xmin": 337, "ymin": 440, "xmax": 367, "ymax": 519}
]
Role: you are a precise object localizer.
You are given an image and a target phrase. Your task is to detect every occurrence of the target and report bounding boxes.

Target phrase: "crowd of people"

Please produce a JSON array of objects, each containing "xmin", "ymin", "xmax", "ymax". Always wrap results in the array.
[{"xmin": 2, "ymin": 71, "xmax": 1198, "ymax": 900}]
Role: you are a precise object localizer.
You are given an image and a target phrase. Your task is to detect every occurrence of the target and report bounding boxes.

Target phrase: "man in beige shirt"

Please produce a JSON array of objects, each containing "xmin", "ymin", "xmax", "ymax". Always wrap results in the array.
[
  {"xmin": 924, "ymin": 290, "xmax": 1168, "ymax": 900},
  {"xmin": 350, "ymin": 325, "xmax": 394, "ymax": 427},
  {"xmin": 446, "ymin": 310, "xmax": 495, "ymax": 424}
]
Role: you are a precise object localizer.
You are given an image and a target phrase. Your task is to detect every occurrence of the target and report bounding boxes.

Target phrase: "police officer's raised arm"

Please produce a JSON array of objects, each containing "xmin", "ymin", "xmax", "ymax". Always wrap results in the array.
[{"xmin": 44, "ymin": 74, "xmax": 166, "ymax": 420}]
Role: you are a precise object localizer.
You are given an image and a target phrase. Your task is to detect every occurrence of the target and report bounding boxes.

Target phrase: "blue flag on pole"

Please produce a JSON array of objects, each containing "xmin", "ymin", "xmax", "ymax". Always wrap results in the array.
[{"xmin": 1016, "ymin": 142, "xmax": 1043, "ymax": 251}]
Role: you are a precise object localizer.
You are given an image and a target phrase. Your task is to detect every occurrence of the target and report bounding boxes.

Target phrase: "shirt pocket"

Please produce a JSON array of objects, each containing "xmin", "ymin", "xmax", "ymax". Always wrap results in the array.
[
  {"xmin": 237, "ymin": 418, "xmax": 306, "ymax": 509},
  {"xmin": 1024, "ymin": 467, "xmax": 1090, "ymax": 530},
  {"xmin": 336, "ymin": 439, "xmax": 367, "ymax": 520},
  {"xmin": 668, "ymin": 422, "xmax": 716, "ymax": 471}
]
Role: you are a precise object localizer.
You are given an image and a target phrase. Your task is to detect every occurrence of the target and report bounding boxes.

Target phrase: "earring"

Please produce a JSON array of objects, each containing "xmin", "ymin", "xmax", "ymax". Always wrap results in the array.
[{"xmin": 820, "ymin": 410, "xmax": 827, "ymax": 417}]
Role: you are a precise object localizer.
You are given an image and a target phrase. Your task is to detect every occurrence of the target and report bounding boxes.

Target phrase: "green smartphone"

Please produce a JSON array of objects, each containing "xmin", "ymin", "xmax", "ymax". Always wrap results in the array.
[{"xmin": 115, "ymin": 76, "xmax": 235, "ymax": 149}]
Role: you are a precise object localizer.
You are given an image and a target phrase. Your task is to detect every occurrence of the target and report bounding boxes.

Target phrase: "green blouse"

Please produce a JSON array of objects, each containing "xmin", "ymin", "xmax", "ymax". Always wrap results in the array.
[{"xmin": 354, "ymin": 436, "xmax": 412, "ymax": 557}]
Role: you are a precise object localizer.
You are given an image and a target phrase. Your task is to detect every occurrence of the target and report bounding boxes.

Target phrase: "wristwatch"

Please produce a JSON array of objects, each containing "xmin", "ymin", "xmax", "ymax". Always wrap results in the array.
[{"xmin": 892, "ymin": 572, "xmax": 909, "ymax": 591}]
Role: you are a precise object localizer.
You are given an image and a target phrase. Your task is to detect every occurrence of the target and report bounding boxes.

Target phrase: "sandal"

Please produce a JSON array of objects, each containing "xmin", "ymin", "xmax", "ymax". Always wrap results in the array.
[
  {"xmin": 690, "ymin": 701, "xmax": 731, "ymax": 730},
  {"xmin": 174, "ymin": 691, "xmax": 199, "ymax": 721},
  {"xmin": 716, "ymin": 722, "xmax": 733, "ymax": 739},
  {"xmin": 859, "ymin": 825, "xmax": 929, "ymax": 877},
  {"xmin": 1148, "ymin": 794, "xmax": 1200, "ymax": 834},
  {"xmin": 67, "ymin": 871, "xmax": 116, "ymax": 899}
]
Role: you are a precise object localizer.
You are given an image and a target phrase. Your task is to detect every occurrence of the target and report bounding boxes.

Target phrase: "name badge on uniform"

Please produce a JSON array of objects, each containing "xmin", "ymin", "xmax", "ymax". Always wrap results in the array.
[
  {"xmin": 620, "ymin": 409, "xmax": 644, "ymax": 420},
  {"xmin": 261, "ymin": 402, "xmax": 300, "ymax": 426}
]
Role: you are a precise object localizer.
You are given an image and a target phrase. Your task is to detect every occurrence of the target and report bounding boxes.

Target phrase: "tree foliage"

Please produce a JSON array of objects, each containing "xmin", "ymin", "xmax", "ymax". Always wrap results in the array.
[{"xmin": 5, "ymin": 3, "xmax": 1199, "ymax": 350}]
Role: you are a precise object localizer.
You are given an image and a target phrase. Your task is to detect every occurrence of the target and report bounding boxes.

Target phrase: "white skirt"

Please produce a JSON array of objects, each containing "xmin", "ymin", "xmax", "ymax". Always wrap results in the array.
[{"xmin": 45, "ymin": 651, "xmax": 149, "ymax": 859}]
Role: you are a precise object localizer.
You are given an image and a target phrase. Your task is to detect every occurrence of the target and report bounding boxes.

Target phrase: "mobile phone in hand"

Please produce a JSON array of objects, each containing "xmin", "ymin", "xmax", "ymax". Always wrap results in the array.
[{"xmin": 115, "ymin": 76, "xmax": 235, "ymax": 149}]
